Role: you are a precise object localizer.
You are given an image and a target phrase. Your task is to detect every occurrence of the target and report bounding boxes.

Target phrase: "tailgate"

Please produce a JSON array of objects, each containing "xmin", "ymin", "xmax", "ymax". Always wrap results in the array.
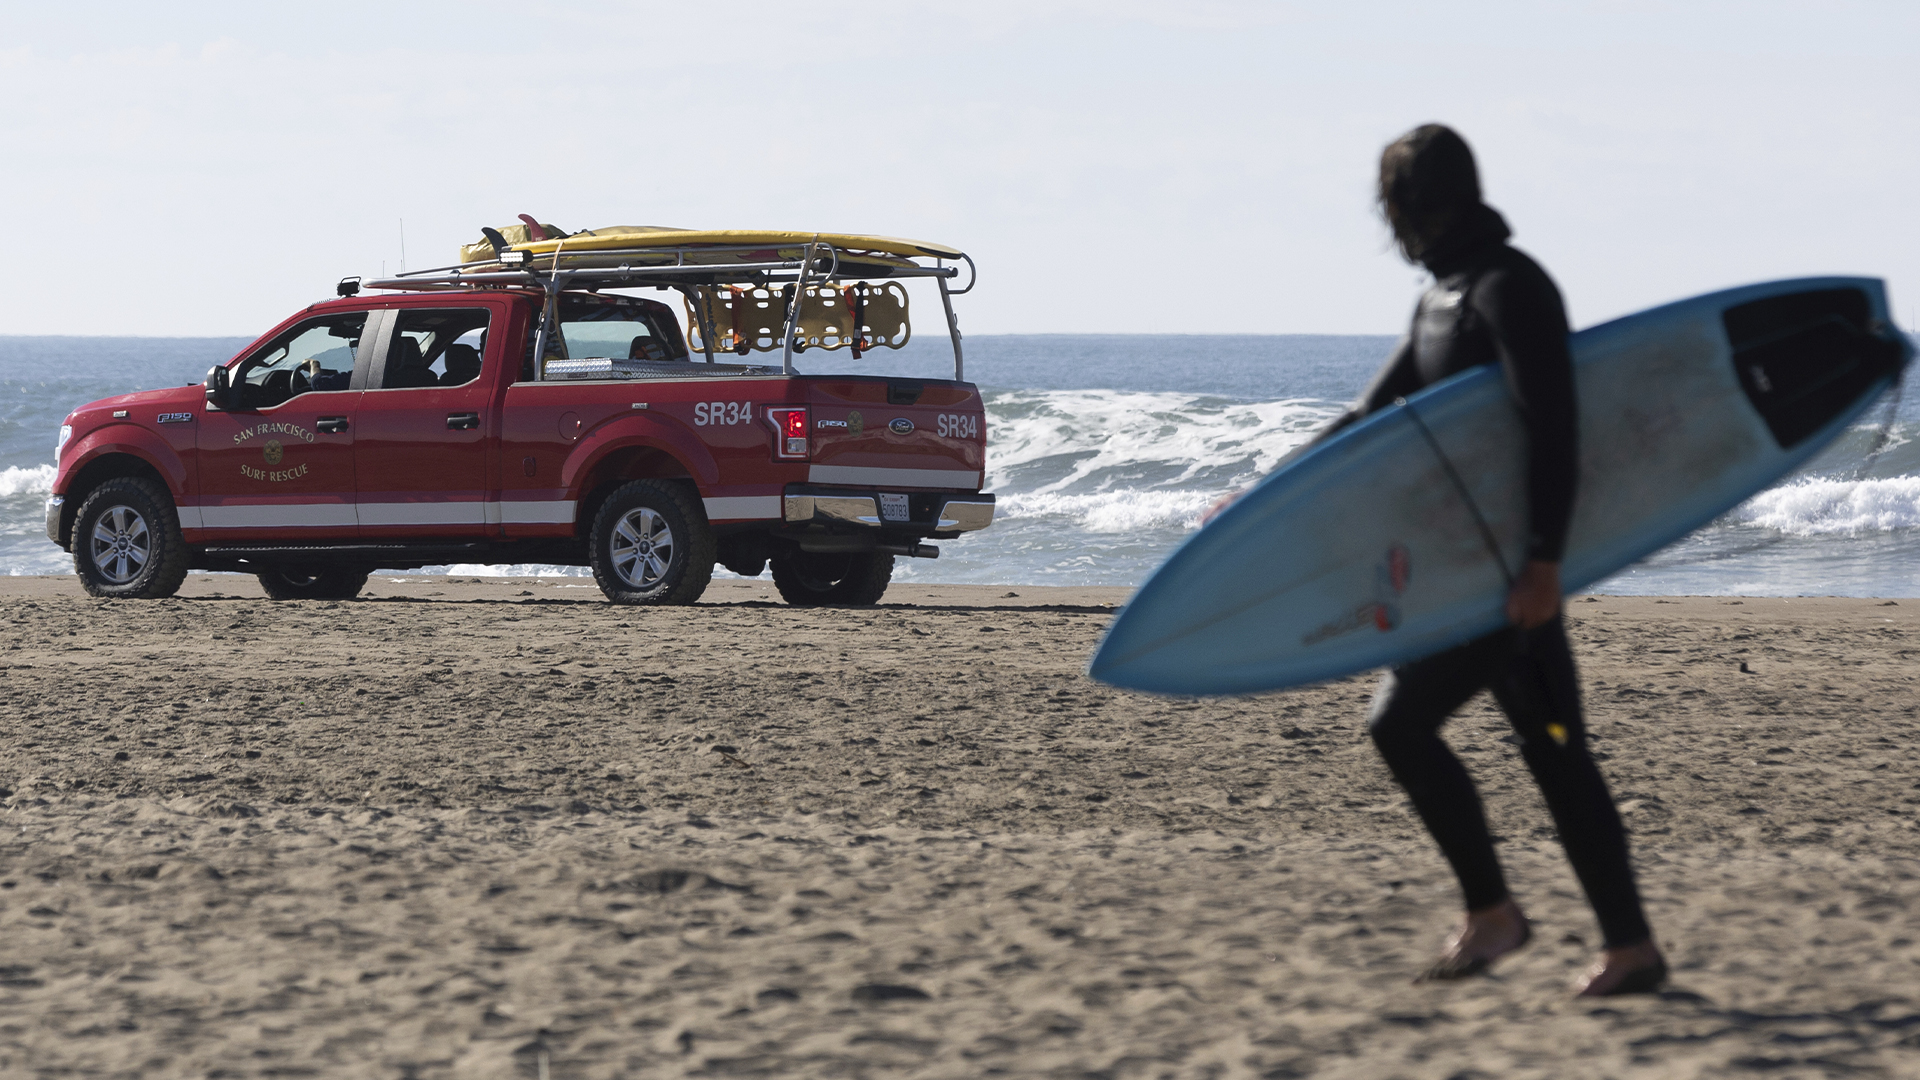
[{"xmin": 802, "ymin": 377, "xmax": 985, "ymax": 490}]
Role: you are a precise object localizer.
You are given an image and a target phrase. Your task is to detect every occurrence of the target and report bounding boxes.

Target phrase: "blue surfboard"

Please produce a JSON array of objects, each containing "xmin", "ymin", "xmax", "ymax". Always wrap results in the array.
[{"xmin": 1088, "ymin": 278, "xmax": 1912, "ymax": 696}]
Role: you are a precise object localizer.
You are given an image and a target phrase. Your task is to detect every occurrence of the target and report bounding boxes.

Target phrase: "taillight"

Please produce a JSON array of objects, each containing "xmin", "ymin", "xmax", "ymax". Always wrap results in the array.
[{"xmin": 766, "ymin": 406, "xmax": 809, "ymax": 460}]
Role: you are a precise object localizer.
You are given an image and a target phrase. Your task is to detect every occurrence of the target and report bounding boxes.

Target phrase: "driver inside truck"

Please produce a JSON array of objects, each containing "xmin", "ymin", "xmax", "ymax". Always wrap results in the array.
[{"xmin": 237, "ymin": 313, "xmax": 364, "ymax": 407}]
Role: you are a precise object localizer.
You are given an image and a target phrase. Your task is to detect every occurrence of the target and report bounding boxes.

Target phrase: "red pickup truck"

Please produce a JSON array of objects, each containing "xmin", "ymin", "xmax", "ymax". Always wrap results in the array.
[{"xmin": 47, "ymin": 226, "xmax": 994, "ymax": 605}]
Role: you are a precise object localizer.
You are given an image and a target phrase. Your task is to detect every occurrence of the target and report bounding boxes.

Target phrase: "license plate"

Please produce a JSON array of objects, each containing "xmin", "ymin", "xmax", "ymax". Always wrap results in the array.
[{"xmin": 879, "ymin": 493, "xmax": 910, "ymax": 522}]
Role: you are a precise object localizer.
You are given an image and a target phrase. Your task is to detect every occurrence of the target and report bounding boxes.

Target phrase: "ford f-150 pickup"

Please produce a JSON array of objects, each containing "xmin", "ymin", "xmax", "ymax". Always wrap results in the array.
[{"xmin": 48, "ymin": 224, "xmax": 994, "ymax": 605}]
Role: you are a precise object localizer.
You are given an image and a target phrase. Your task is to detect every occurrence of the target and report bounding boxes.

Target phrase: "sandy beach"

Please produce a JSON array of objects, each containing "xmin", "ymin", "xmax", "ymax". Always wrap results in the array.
[{"xmin": 0, "ymin": 575, "xmax": 1915, "ymax": 1078}]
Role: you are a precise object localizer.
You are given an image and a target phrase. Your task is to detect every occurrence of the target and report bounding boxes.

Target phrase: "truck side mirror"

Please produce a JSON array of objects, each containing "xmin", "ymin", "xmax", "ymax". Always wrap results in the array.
[{"xmin": 205, "ymin": 365, "xmax": 233, "ymax": 411}]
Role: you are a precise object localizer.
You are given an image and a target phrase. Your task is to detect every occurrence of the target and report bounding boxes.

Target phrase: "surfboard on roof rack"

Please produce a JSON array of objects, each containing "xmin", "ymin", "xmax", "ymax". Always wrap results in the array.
[
  {"xmin": 362, "ymin": 218, "xmax": 975, "ymax": 379},
  {"xmin": 450, "ymin": 225, "xmax": 961, "ymax": 282},
  {"xmin": 460, "ymin": 225, "xmax": 965, "ymax": 264}
]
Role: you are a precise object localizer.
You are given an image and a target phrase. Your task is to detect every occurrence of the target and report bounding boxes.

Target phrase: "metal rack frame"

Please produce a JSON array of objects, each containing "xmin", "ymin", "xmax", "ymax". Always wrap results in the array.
[{"xmin": 362, "ymin": 242, "xmax": 976, "ymax": 380}]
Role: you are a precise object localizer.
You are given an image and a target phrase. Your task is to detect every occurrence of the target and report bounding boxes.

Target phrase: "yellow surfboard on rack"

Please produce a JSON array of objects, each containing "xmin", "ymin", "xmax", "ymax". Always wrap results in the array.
[{"xmin": 459, "ymin": 225, "xmax": 964, "ymax": 265}]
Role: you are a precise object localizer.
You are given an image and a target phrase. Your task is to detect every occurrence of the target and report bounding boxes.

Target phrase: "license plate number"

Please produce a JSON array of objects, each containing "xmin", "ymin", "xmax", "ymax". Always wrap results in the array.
[{"xmin": 879, "ymin": 493, "xmax": 910, "ymax": 522}]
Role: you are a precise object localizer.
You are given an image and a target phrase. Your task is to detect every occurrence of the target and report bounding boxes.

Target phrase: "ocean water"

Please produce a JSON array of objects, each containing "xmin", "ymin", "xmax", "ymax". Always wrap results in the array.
[{"xmin": 3, "ymin": 332, "xmax": 1916, "ymax": 596}]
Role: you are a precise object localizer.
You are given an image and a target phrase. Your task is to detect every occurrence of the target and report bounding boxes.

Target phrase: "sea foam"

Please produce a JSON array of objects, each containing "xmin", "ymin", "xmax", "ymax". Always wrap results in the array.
[
  {"xmin": 1735, "ymin": 476, "xmax": 1920, "ymax": 535},
  {"xmin": 982, "ymin": 389, "xmax": 1338, "ymax": 494},
  {"xmin": 0, "ymin": 464, "xmax": 54, "ymax": 497}
]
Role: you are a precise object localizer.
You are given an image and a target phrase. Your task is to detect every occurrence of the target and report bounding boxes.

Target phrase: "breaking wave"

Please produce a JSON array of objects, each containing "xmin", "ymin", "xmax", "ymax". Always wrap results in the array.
[
  {"xmin": 983, "ymin": 389, "xmax": 1339, "ymax": 496},
  {"xmin": 1734, "ymin": 476, "xmax": 1920, "ymax": 536},
  {"xmin": 0, "ymin": 464, "xmax": 54, "ymax": 497},
  {"xmin": 998, "ymin": 490, "xmax": 1221, "ymax": 533}
]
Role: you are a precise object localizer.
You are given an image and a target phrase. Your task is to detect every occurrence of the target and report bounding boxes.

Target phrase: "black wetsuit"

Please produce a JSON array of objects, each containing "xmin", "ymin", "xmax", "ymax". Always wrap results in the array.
[{"xmin": 1348, "ymin": 205, "xmax": 1651, "ymax": 948}]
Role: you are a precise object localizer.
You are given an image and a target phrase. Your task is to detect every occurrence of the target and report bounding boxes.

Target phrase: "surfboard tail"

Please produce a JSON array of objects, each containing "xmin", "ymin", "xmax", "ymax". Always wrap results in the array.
[{"xmin": 1724, "ymin": 286, "xmax": 1912, "ymax": 450}]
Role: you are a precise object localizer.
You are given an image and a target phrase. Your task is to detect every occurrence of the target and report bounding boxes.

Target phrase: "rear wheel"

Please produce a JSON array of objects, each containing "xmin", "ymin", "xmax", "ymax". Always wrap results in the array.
[
  {"xmin": 770, "ymin": 550, "xmax": 893, "ymax": 606},
  {"xmin": 256, "ymin": 565, "xmax": 370, "ymax": 601},
  {"xmin": 72, "ymin": 477, "xmax": 189, "ymax": 599},
  {"xmin": 589, "ymin": 479, "xmax": 715, "ymax": 605}
]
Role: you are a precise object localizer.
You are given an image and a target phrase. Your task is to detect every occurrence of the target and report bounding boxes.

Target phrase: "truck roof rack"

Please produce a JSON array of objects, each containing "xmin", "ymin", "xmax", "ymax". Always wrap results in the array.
[{"xmin": 363, "ymin": 239, "xmax": 976, "ymax": 379}]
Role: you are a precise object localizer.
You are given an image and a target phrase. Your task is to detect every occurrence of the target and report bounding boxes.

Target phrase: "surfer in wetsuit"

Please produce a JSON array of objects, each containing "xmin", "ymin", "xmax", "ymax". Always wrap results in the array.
[{"xmin": 1218, "ymin": 125, "xmax": 1667, "ymax": 994}]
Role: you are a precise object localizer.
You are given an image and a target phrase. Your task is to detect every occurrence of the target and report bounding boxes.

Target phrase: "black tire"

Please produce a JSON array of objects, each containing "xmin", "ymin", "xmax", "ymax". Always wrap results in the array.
[
  {"xmin": 256, "ymin": 565, "xmax": 371, "ymax": 601},
  {"xmin": 72, "ymin": 477, "xmax": 190, "ymax": 599},
  {"xmin": 770, "ymin": 550, "xmax": 893, "ymax": 606},
  {"xmin": 589, "ymin": 479, "xmax": 715, "ymax": 605}
]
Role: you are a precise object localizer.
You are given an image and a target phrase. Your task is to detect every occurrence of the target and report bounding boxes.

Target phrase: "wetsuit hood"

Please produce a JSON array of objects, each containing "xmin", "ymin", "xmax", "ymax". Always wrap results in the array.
[{"xmin": 1419, "ymin": 203, "xmax": 1512, "ymax": 278}]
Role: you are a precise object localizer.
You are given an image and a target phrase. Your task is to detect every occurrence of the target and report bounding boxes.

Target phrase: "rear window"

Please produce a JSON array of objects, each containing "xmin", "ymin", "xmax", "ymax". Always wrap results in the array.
[{"xmin": 545, "ymin": 295, "xmax": 688, "ymax": 362}]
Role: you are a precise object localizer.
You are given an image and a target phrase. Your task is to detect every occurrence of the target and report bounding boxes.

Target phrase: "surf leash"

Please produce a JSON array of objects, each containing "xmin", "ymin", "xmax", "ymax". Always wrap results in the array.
[
  {"xmin": 1400, "ymin": 396, "xmax": 1573, "ymax": 734},
  {"xmin": 1398, "ymin": 396, "xmax": 1515, "ymax": 588}
]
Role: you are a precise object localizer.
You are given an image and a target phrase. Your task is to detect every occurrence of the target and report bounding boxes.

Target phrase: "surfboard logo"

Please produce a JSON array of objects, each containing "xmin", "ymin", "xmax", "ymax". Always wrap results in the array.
[
  {"xmin": 1304, "ymin": 601, "xmax": 1396, "ymax": 645},
  {"xmin": 1383, "ymin": 543, "xmax": 1411, "ymax": 594},
  {"xmin": 1303, "ymin": 543, "xmax": 1410, "ymax": 646}
]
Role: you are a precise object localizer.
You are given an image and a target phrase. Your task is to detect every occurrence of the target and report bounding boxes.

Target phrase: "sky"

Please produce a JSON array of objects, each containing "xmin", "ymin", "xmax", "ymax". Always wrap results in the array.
[{"xmin": 1, "ymin": 1, "xmax": 1915, "ymax": 337}]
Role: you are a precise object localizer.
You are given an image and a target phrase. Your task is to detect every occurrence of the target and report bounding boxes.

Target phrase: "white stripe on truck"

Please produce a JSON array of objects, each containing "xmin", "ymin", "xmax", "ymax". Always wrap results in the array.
[
  {"xmin": 188, "ymin": 500, "xmax": 577, "ymax": 529},
  {"xmin": 358, "ymin": 502, "xmax": 487, "ymax": 527},
  {"xmin": 493, "ymin": 500, "xmax": 577, "ymax": 525},
  {"xmin": 806, "ymin": 465, "xmax": 980, "ymax": 488},
  {"xmin": 197, "ymin": 503, "xmax": 358, "ymax": 528},
  {"xmin": 703, "ymin": 496, "xmax": 782, "ymax": 521}
]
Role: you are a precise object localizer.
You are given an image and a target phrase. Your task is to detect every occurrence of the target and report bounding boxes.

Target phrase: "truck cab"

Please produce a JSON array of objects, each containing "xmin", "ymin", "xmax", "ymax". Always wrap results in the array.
[{"xmin": 48, "ymin": 226, "xmax": 994, "ymax": 605}]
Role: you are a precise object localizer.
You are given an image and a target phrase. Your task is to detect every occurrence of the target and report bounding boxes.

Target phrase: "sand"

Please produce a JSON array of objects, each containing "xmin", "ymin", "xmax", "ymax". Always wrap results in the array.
[{"xmin": 0, "ymin": 575, "xmax": 1916, "ymax": 1078}]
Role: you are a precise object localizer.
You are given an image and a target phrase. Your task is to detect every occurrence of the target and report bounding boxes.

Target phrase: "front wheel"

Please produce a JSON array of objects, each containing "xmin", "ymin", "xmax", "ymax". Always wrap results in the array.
[
  {"xmin": 770, "ymin": 550, "xmax": 893, "ymax": 606},
  {"xmin": 589, "ymin": 480, "xmax": 715, "ymax": 605},
  {"xmin": 256, "ymin": 565, "xmax": 370, "ymax": 601},
  {"xmin": 72, "ymin": 477, "xmax": 190, "ymax": 599}
]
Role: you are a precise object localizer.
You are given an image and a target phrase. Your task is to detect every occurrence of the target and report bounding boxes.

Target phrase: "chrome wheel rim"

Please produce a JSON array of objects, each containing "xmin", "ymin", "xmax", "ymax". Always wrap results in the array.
[
  {"xmin": 610, "ymin": 507, "xmax": 674, "ymax": 590},
  {"xmin": 88, "ymin": 504, "xmax": 152, "ymax": 585}
]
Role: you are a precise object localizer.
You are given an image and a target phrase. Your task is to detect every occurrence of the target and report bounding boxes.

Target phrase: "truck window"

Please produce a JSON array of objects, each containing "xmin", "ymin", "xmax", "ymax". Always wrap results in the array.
[
  {"xmin": 378, "ymin": 309, "xmax": 492, "ymax": 390},
  {"xmin": 545, "ymin": 295, "xmax": 688, "ymax": 364},
  {"xmin": 236, "ymin": 312, "xmax": 365, "ymax": 408}
]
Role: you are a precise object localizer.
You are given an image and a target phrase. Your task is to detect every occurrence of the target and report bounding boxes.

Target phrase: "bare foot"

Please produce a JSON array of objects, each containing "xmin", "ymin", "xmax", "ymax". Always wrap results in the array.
[
  {"xmin": 1417, "ymin": 896, "xmax": 1531, "ymax": 982},
  {"xmin": 1573, "ymin": 939, "xmax": 1667, "ymax": 996}
]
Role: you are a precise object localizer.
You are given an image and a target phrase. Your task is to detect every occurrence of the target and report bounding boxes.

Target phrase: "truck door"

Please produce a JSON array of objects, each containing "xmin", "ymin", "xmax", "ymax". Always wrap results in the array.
[
  {"xmin": 193, "ymin": 311, "xmax": 368, "ymax": 540},
  {"xmin": 352, "ymin": 305, "xmax": 499, "ymax": 538}
]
